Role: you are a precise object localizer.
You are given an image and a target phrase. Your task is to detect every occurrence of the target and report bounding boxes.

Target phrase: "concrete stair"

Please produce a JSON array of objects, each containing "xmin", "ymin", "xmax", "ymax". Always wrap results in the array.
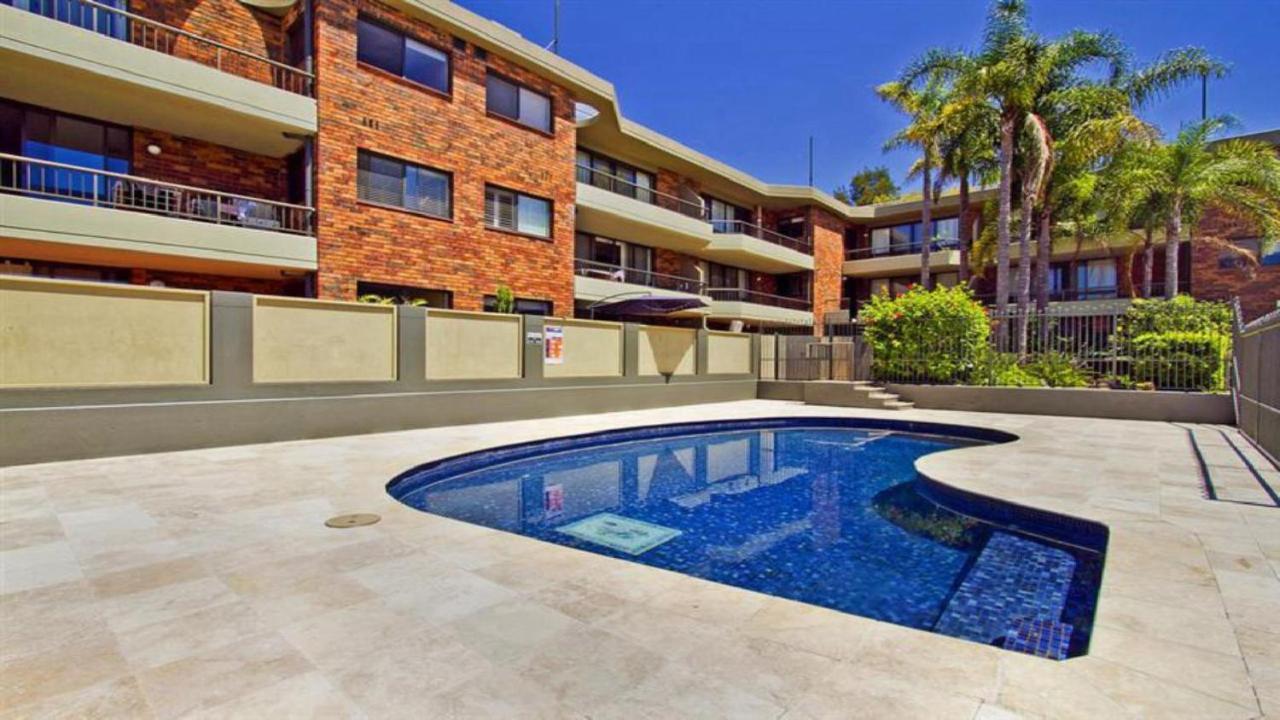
[{"xmin": 800, "ymin": 381, "xmax": 914, "ymax": 411}]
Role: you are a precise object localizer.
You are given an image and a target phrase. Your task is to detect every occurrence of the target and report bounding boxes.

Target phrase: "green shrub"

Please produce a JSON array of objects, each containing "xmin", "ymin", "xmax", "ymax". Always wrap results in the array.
[
  {"xmin": 1023, "ymin": 351, "xmax": 1090, "ymax": 388},
  {"xmin": 972, "ymin": 349, "xmax": 1041, "ymax": 387},
  {"xmin": 859, "ymin": 285, "xmax": 989, "ymax": 384},
  {"xmin": 493, "ymin": 285, "xmax": 515, "ymax": 314},
  {"xmin": 1118, "ymin": 296, "xmax": 1231, "ymax": 340},
  {"xmin": 1130, "ymin": 331, "xmax": 1228, "ymax": 391}
]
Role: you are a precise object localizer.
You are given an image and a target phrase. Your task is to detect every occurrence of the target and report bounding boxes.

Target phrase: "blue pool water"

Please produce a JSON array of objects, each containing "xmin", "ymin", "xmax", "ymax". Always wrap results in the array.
[{"xmin": 388, "ymin": 418, "xmax": 1105, "ymax": 658}]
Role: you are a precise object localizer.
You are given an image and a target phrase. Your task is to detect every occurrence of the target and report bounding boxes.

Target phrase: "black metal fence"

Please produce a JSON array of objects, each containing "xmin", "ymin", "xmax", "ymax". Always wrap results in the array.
[
  {"xmin": 767, "ymin": 306, "xmax": 1232, "ymax": 392},
  {"xmin": 1233, "ymin": 304, "xmax": 1280, "ymax": 462}
]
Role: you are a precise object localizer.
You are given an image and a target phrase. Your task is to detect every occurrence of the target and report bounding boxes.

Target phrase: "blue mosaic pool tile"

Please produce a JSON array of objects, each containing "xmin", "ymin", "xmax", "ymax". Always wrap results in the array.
[
  {"xmin": 934, "ymin": 532, "xmax": 1076, "ymax": 646},
  {"xmin": 1004, "ymin": 618, "xmax": 1074, "ymax": 660}
]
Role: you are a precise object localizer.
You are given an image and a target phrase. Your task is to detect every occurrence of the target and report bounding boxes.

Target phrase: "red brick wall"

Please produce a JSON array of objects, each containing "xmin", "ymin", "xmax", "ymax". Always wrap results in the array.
[
  {"xmin": 1192, "ymin": 207, "xmax": 1280, "ymax": 321},
  {"xmin": 313, "ymin": 0, "xmax": 576, "ymax": 311},
  {"xmin": 130, "ymin": 0, "xmax": 288, "ymax": 86},
  {"xmin": 809, "ymin": 206, "xmax": 845, "ymax": 328},
  {"xmin": 132, "ymin": 129, "xmax": 288, "ymax": 201}
]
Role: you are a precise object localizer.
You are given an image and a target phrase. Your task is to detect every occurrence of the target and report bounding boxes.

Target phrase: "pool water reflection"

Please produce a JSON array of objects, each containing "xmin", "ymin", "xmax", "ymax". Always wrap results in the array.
[{"xmin": 389, "ymin": 421, "xmax": 1104, "ymax": 659}]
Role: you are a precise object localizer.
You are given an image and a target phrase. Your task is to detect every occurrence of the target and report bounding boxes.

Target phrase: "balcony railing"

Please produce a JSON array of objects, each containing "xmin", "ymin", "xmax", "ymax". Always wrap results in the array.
[
  {"xmin": 845, "ymin": 237, "xmax": 960, "ymax": 261},
  {"xmin": 8, "ymin": 0, "xmax": 314, "ymax": 96},
  {"xmin": 1, "ymin": 154, "xmax": 315, "ymax": 235},
  {"xmin": 575, "ymin": 165, "xmax": 708, "ymax": 221},
  {"xmin": 712, "ymin": 219, "xmax": 812, "ymax": 254},
  {"xmin": 574, "ymin": 258, "xmax": 705, "ymax": 295},
  {"xmin": 707, "ymin": 287, "xmax": 811, "ymax": 311}
]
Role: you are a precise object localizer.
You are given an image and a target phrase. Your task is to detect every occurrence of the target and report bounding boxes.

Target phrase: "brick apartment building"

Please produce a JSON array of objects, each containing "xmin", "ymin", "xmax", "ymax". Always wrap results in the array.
[{"xmin": 1, "ymin": 0, "xmax": 1276, "ymax": 326}]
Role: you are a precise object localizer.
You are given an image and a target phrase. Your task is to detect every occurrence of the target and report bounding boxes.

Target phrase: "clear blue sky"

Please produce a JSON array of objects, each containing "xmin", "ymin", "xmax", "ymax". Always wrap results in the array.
[{"xmin": 457, "ymin": 0, "xmax": 1280, "ymax": 196}]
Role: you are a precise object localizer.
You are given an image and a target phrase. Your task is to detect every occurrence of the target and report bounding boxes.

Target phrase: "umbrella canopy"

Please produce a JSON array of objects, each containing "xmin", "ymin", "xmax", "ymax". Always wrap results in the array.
[{"xmin": 587, "ymin": 294, "xmax": 708, "ymax": 317}]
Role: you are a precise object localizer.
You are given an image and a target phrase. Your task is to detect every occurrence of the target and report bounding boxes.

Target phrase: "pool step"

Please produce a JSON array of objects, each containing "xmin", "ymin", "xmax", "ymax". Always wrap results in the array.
[
  {"xmin": 801, "ymin": 381, "xmax": 914, "ymax": 411},
  {"xmin": 934, "ymin": 532, "xmax": 1077, "ymax": 659}
]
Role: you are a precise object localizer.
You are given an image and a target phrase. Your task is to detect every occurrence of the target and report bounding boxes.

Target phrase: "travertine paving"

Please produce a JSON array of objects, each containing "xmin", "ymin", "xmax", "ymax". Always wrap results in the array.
[{"xmin": 2, "ymin": 400, "xmax": 1277, "ymax": 719}]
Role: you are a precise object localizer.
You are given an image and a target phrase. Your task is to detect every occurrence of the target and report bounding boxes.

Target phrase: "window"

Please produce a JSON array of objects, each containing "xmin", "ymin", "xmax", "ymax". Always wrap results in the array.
[
  {"xmin": 705, "ymin": 196, "xmax": 750, "ymax": 233},
  {"xmin": 485, "ymin": 186, "xmax": 551, "ymax": 237},
  {"xmin": 357, "ymin": 150, "xmax": 451, "ymax": 219},
  {"xmin": 357, "ymin": 16, "xmax": 449, "ymax": 93},
  {"xmin": 483, "ymin": 295, "xmax": 553, "ymax": 316},
  {"xmin": 4, "ymin": 102, "xmax": 130, "ymax": 200},
  {"xmin": 1224, "ymin": 239, "xmax": 1280, "ymax": 268},
  {"xmin": 707, "ymin": 262, "xmax": 747, "ymax": 289},
  {"xmin": 932, "ymin": 217, "xmax": 959, "ymax": 242},
  {"xmin": 1076, "ymin": 259, "xmax": 1118, "ymax": 298},
  {"xmin": 356, "ymin": 281, "xmax": 452, "ymax": 308},
  {"xmin": 486, "ymin": 73, "xmax": 552, "ymax": 132},
  {"xmin": 4, "ymin": 0, "xmax": 128, "ymax": 39},
  {"xmin": 575, "ymin": 148, "xmax": 654, "ymax": 202}
]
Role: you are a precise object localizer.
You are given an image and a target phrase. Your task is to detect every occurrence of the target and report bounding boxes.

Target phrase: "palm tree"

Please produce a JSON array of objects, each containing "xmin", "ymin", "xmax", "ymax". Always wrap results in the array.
[
  {"xmin": 877, "ymin": 72, "xmax": 950, "ymax": 288},
  {"xmin": 1126, "ymin": 119, "xmax": 1280, "ymax": 298},
  {"xmin": 938, "ymin": 101, "xmax": 998, "ymax": 286}
]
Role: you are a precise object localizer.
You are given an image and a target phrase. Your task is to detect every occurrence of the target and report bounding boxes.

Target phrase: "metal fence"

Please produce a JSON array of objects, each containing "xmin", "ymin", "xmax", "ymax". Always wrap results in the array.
[
  {"xmin": 14, "ymin": 0, "xmax": 314, "ymax": 95},
  {"xmin": 759, "ymin": 335, "xmax": 871, "ymax": 382},
  {"xmin": 1, "ymin": 154, "xmax": 315, "ymax": 235},
  {"xmin": 770, "ymin": 307, "xmax": 1232, "ymax": 392},
  {"xmin": 1233, "ymin": 303, "xmax": 1280, "ymax": 462}
]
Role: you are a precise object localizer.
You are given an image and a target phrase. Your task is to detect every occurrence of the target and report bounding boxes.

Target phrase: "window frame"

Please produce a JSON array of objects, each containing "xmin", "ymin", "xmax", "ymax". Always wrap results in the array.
[
  {"xmin": 355, "ymin": 14, "xmax": 452, "ymax": 97},
  {"xmin": 484, "ymin": 184, "xmax": 554, "ymax": 239},
  {"xmin": 485, "ymin": 71, "xmax": 554, "ymax": 135},
  {"xmin": 482, "ymin": 294, "xmax": 554, "ymax": 316},
  {"xmin": 355, "ymin": 149, "xmax": 453, "ymax": 221}
]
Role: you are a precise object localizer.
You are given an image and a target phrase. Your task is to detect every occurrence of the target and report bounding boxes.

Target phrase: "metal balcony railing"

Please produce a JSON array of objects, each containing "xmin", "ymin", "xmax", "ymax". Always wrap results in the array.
[
  {"xmin": 574, "ymin": 258, "xmax": 706, "ymax": 295},
  {"xmin": 575, "ymin": 165, "xmax": 707, "ymax": 221},
  {"xmin": 707, "ymin": 287, "xmax": 811, "ymax": 311},
  {"xmin": 711, "ymin": 219, "xmax": 812, "ymax": 254},
  {"xmin": 9, "ymin": 0, "xmax": 314, "ymax": 96},
  {"xmin": 1, "ymin": 154, "xmax": 315, "ymax": 235},
  {"xmin": 845, "ymin": 237, "xmax": 960, "ymax": 260}
]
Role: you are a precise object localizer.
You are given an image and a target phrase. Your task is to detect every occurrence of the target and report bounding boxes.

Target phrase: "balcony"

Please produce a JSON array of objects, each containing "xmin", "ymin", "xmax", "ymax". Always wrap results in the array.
[
  {"xmin": 706, "ymin": 287, "xmax": 814, "ymax": 326},
  {"xmin": 843, "ymin": 238, "xmax": 962, "ymax": 277},
  {"xmin": 573, "ymin": 259, "xmax": 709, "ymax": 309},
  {"xmin": 574, "ymin": 166, "xmax": 714, "ymax": 254},
  {"xmin": 0, "ymin": 154, "xmax": 316, "ymax": 274},
  {"xmin": 0, "ymin": 1, "xmax": 316, "ymax": 156},
  {"xmin": 704, "ymin": 220, "xmax": 814, "ymax": 274}
]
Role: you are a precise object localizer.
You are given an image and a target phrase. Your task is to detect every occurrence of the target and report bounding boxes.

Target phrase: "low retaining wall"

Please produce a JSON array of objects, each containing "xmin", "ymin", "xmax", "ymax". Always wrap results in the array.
[
  {"xmin": 2, "ymin": 380, "xmax": 756, "ymax": 467},
  {"xmin": 885, "ymin": 384, "xmax": 1234, "ymax": 424}
]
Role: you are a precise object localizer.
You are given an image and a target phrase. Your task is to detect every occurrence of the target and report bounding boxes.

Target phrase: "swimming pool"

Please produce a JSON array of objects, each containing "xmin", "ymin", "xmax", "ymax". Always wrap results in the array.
[{"xmin": 388, "ymin": 418, "xmax": 1106, "ymax": 659}]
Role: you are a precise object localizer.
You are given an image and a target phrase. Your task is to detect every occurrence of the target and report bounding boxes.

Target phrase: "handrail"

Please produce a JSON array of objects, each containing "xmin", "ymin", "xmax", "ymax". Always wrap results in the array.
[
  {"xmin": 574, "ymin": 258, "xmax": 706, "ymax": 295},
  {"xmin": 575, "ymin": 165, "xmax": 707, "ymax": 221},
  {"xmin": 13, "ymin": 0, "xmax": 314, "ymax": 96},
  {"xmin": 1, "ymin": 153, "xmax": 315, "ymax": 235},
  {"xmin": 707, "ymin": 287, "xmax": 811, "ymax": 310},
  {"xmin": 846, "ymin": 237, "xmax": 960, "ymax": 260},
  {"xmin": 711, "ymin": 219, "xmax": 812, "ymax": 254}
]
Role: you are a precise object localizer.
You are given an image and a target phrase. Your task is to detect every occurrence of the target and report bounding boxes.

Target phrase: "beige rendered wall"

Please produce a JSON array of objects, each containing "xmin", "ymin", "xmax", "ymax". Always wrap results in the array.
[
  {"xmin": 543, "ymin": 318, "xmax": 624, "ymax": 378},
  {"xmin": 638, "ymin": 326, "xmax": 697, "ymax": 376},
  {"xmin": 707, "ymin": 331, "xmax": 752, "ymax": 375},
  {"xmin": 425, "ymin": 310, "xmax": 522, "ymax": 380},
  {"xmin": 252, "ymin": 296, "xmax": 397, "ymax": 383},
  {"xmin": 0, "ymin": 275, "xmax": 209, "ymax": 389}
]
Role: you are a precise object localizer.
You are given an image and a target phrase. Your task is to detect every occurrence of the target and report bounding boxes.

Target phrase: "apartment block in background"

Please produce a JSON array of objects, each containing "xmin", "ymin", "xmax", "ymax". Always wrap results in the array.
[{"xmin": 1, "ymin": 0, "xmax": 1273, "ymax": 326}]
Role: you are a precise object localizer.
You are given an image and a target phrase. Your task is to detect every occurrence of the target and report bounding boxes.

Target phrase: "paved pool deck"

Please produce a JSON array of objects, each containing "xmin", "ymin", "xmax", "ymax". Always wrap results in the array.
[{"xmin": 2, "ymin": 400, "xmax": 1277, "ymax": 719}]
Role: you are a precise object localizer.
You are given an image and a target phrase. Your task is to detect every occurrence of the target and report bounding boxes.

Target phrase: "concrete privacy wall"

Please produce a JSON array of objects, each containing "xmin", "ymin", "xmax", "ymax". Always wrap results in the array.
[
  {"xmin": 0, "ymin": 276, "xmax": 209, "ymax": 389},
  {"xmin": 543, "ymin": 318, "xmax": 624, "ymax": 379},
  {"xmin": 252, "ymin": 297, "xmax": 397, "ymax": 383},
  {"xmin": 425, "ymin": 310, "xmax": 523, "ymax": 380},
  {"xmin": 707, "ymin": 332, "xmax": 753, "ymax": 375},
  {"xmin": 638, "ymin": 326, "xmax": 697, "ymax": 376}
]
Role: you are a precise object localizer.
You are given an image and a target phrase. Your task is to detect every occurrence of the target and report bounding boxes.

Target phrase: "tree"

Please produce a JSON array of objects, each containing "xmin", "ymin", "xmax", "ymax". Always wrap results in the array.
[
  {"xmin": 833, "ymin": 166, "xmax": 899, "ymax": 206},
  {"xmin": 878, "ymin": 73, "xmax": 950, "ymax": 287},
  {"xmin": 1120, "ymin": 119, "xmax": 1280, "ymax": 299},
  {"xmin": 937, "ymin": 99, "xmax": 998, "ymax": 286}
]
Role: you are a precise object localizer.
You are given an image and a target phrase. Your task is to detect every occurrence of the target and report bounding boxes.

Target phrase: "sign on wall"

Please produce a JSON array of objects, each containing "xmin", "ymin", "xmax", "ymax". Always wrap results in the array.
[{"xmin": 544, "ymin": 324, "xmax": 564, "ymax": 364}]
